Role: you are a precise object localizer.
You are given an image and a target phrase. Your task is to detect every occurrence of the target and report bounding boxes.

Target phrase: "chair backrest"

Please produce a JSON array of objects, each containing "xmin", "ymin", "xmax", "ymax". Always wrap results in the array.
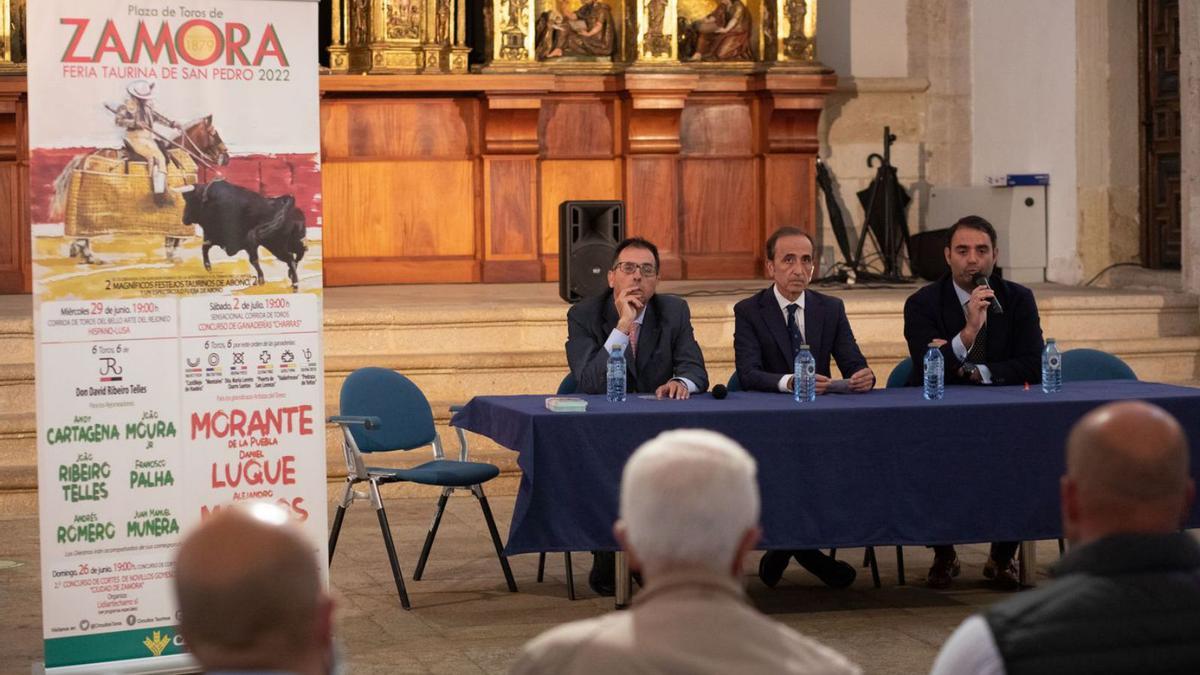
[
  {"xmin": 886, "ymin": 357, "xmax": 914, "ymax": 388},
  {"xmin": 339, "ymin": 367, "xmax": 437, "ymax": 453},
  {"xmin": 1062, "ymin": 348, "xmax": 1137, "ymax": 382},
  {"xmin": 726, "ymin": 372, "xmax": 741, "ymax": 392},
  {"xmin": 557, "ymin": 372, "xmax": 577, "ymax": 395}
]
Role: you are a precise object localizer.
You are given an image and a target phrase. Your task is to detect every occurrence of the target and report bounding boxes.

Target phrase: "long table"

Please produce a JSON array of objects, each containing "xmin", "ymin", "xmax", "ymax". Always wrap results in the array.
[{"xmin": 451, "ymin": 381, "xmax": 1200, "ymax": 597}]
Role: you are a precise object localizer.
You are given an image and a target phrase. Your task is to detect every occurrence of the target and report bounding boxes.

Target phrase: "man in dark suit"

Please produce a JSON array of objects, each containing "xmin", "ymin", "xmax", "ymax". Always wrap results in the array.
[
  {"xmin": 566, "ymin": 237, "xmax": 708, "ymax": 398},
  {"xmin": 565, "ymin": 236, "xmax": 709, "ymax": 595},
  {"xmin": 903, "ymin": 215, "xmax": 1045, "ymax": 590},
  {"xmin": 734, "ymin": 226, "xmax": 874, "ymax": 589}
]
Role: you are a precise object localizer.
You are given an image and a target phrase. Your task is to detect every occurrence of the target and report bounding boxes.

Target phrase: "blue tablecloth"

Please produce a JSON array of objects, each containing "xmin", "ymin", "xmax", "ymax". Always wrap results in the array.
[{"xmin": 450, "ymin": 381, "xmax": 1200, "ymax": 555}]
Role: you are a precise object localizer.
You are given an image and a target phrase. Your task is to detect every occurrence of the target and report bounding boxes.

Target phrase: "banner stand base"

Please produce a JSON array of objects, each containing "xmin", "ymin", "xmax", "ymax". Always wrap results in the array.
[{"xmin": 36, "ymin": 654, "xmax": 198, "ymax": 675}]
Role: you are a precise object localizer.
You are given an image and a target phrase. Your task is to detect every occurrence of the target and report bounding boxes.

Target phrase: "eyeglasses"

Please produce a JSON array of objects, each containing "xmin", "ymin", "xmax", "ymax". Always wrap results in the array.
[{"xmin": 613, "ymin": 262, "xmax": 658, "ymax": 276}]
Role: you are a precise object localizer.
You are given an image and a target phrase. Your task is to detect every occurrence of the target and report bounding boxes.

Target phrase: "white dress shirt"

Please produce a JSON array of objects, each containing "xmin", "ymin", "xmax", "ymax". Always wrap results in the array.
[
  {"xmin": 951, "ymin": 283, "xmax": 993, "ymax": 384},
  {"xmin": 774, "ymin": 285, "xmax": 806, "ymax": 393},
  {"xmin": 603, "ymin": 306, "xmax": 697, "ymax": 393}
]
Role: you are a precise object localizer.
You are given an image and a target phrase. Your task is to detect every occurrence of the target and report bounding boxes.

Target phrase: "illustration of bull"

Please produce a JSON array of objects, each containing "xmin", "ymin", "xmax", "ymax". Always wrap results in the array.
[{"xmin": 177, "ymin": 180, "xmax": 307, "ymax": 291}]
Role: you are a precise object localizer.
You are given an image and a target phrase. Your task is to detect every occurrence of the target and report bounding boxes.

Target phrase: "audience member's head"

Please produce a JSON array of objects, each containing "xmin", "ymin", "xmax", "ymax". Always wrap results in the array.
[
  {"xmin": 1062, "ymin": 400, "xmax": 1195, "ymax": 545},
  {"xmin": 615, "ymin": 429, "xmax": 761, "ymax": 578},
  {"xmin": 174, "ymin": 503, "xmax": 334, "ymax": 675}
]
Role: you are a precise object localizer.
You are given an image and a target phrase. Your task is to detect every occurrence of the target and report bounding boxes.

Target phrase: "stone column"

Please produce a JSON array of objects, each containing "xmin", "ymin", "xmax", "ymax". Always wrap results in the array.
[
  {"xmin": 1181, "ymin": 0, "xmax": 1200, "ymax": 294},
  {"xmin": 906, "ymin": 0, "xmax": 971, "ymax": 188},
  {"xmin": 1074, "ymin": 0, "xmax": 1140, "ymax": 282}
]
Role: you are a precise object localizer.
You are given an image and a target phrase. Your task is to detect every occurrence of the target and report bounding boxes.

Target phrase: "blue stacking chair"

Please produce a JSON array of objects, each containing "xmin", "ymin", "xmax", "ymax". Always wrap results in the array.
[
  {"xmin": 535, "ymin": 372, "xmax": 580, "ymax": 599},
  {"xmin": 1062, "ymin": 348, "xmax": 1137, "ymax": 381},
  {"xmin": 327, "ymin": 367, "xmax": 517, "ymax": 609},
  {"xmin": 886, "ymin": 357, "xmax": 914, "ymax": 389}
]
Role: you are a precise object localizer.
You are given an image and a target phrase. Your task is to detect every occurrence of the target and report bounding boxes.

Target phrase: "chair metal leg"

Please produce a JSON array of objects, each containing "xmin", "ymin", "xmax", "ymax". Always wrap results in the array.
[
  {"xmin": 895, "ymin": 546, "xmax": 906, "ymax": 586},
  {"xmin": 473, "ymin": 485, "xmax": 518, "ymax": 592},
  {"xmin": 414, "ymin": 488, "xmax": 451, "ymax": 581},
  {"xmin": 866, "ymin": 546, "xmax": 881, "ymax": 588},
  {"xmin": 564, "ymin": 552, "xmax": 576, "ymax": 601},
  {"xmin": 371, "ymin": 482, "xmax": 411, "ymax": 609},
  {"xmin": 327, "ymin": 480, "xmax": 355, "ymax": 565},
  {"xmin": 830, "ymin": 548, "xmax": 837, "ymax": 561},
  {"xmin": 537, "ymin": 552, "xmax": 546, "ymax": 583},
  {"xmin": 328, "ymin": 505, "xmax": 347, "ymax": 565},
  {"xmin": 1058, "ymin": 537, "xmax": 1065, "ymax": 556},
  {"xmin": 861, "ymin": 548, "xmax": 870, "ymax": 568}
]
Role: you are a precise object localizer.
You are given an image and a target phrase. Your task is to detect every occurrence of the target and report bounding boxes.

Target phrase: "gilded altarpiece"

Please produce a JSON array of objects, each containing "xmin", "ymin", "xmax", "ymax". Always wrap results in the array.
[
  {"xmin": 1, "ymin": 0, "xmax": 26, "ymax": 70},
  {"xmin": 327, "ymin": 0, "xmax": 471, "ymax": 73},
  {"xmin": 0, "ymin": 1, "xmax": 831, "ymax": 290},
  {"xmin": 486, "ymin": 0, "xmax": 818, "ymax": 69}
]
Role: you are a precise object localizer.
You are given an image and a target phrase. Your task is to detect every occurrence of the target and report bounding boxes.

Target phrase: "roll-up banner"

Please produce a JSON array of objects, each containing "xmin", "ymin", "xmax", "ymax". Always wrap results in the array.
[{"xmin": 27, "ymin": 1, "xmax": 325, "ymax": 671}]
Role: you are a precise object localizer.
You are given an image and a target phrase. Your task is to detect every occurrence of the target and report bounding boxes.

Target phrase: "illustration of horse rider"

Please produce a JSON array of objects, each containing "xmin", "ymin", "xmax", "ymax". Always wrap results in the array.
[{"xmin": 113, "ymin": 80, "xmax": 181, "ymax": 198}]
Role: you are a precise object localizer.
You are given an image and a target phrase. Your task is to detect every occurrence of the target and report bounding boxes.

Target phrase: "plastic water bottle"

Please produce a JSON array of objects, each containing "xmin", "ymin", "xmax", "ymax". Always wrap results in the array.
[
  {"xmin": 607, "ymin": 344, "xmax": 627, "ymax": 402},
  {"xmin": 1042, "ymin": 338, "xmax": 1063, "ymax": 393},
  {"xmin": 923, "ymin": 342, "xmax": 944, "ymax": 400},
  {"xmin": 793, "ymin": 345, "xmax": 816, "ymax": 402}
]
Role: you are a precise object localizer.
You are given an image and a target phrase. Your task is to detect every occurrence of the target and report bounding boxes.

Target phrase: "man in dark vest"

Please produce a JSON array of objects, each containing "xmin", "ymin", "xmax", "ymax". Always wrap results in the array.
[{"xmin": 931, "ymin": 400, "xmax": 1200, "ymax": 674}]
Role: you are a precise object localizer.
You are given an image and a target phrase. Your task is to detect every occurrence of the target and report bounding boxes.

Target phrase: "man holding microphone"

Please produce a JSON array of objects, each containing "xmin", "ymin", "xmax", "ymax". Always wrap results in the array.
[{"xmin": 902, "ymin": 215, "xmax": 1045, "ymax": 589}]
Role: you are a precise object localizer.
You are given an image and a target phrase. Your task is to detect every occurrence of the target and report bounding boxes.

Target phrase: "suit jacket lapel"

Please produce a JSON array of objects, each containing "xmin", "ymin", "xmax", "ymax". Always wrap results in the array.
[
  {"xmin": 601, "ymin": 292, "xmax": 619, "ymax": 337},
  {"xmin": 941, "ymin": 276, "xmax": 967, "ymax": 337},
  {"xmin": 803, "ymin": 290, "xmax": 823, "ymax": 350},
  {"xmin": 759, "ymin": 287, "xmax": 794, "ymax": 362}
]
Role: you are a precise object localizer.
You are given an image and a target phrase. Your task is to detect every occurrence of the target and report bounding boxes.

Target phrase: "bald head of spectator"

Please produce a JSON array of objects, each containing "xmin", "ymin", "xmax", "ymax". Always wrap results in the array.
[
  {"xmin": 174, "ymin": 504, "xmax": 334, "ymax": 675},
  {"xmin": 614, "ymin": 429, "xmax": 762, "ymax": 579},
  {"xmin": 1062, "ymin": 400, "xmax": 1195, "ymax": 545}
]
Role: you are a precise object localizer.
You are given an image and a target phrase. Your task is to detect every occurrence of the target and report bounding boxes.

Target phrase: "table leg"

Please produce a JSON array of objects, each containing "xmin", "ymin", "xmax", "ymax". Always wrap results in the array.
[
  {"xmin": 615, "ymin": 551, "xmax": 631, "ymax": 608},
  {"xmin": 1019, "ymin": 540, "xmax": 1038, "ymax": 586}
]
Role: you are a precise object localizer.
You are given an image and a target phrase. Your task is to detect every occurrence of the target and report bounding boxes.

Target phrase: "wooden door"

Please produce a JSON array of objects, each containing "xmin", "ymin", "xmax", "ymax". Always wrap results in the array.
[{"xmin": 1140, "ymin": 0, "xmax": 1182, "ymax": 269}]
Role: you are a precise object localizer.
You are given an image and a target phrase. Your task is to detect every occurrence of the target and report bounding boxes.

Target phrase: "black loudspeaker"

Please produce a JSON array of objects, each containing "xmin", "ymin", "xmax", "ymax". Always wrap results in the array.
[
  {"xmin": 908, "ymin": 228, "xmax": 950, "ymax": 281},
  {"xmin": 559, "ymin": 200, "xmax": 625, "ymax": 303}
]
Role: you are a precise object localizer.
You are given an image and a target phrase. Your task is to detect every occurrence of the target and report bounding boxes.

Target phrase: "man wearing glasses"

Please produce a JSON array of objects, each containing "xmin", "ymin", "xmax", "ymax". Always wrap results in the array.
[
  {"xmin": 566, "ymin": 237, "xmax": 709, "ymax": 400},
  {"xmin": 734, "ymin": 226, "xmax": 874, "ymax": 589},
  {"xmin": 565, "ymin": 236, "xmax": 710, "ymax": 596}
]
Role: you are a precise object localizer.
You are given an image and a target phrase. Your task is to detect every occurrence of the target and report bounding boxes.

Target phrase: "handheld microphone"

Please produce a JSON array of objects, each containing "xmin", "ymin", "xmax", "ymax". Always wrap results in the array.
[
  {"xmin": 973, "ymin": 274, "xmax": 1004, "ymax": 315},
  {"xmin": 711, "ymin": 384, "xmax": 728, "ymax": 400}
]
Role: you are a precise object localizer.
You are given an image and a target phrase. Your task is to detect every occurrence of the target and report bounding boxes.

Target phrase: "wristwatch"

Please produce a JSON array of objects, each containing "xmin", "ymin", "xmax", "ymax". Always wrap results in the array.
[{"xmin": 961, "ymin": 361, "xmax": 979, "ymax": 380}]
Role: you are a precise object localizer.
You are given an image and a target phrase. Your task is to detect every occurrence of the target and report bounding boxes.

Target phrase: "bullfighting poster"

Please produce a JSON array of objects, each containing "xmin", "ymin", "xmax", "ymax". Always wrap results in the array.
[{"xmin": 27, "ymin": 1, "xmax": 326, "ymax": 672}]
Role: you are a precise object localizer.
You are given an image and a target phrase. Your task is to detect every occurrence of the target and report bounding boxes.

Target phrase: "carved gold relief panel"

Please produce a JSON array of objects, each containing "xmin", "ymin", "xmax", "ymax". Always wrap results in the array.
[
  {"xmin": 1, "ymin": 0, "xmax": 26, "ymax": 69},
  {"xmin": 637, "ymin": 0, "xmax": 677, "ymax": 62},
  {"xmin": 676, "ymin": 0, "xmax": 759, "ymax": 63},
  {"xmin": 532, "ymin": 0, "xmax": 625, "ymax": 64},
  {"xmin": 328, "ymin": 0, "xmax": 472, "ymax": 73},
  {"xmin": 773, "ymin": 0, "xmax": 816, "ymax": 63}
]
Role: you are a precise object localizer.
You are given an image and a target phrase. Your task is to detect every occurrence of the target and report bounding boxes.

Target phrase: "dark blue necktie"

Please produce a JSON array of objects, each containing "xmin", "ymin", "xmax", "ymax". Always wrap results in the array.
[{"xmin": 786, "ymin": 303, "xmax": 804, "ymax": 357}]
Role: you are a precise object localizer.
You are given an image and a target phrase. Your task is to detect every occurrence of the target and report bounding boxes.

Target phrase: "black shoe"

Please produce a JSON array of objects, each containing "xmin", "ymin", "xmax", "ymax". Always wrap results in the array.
[
  {"xmin": 983, "ymin": 556, "xmax": 1021, "ymax": 591},
  {"xmin": 588, "ymin": 551, "xmax": 615, "ymax": 597},
  {"xmin": 926, "ymin": 553, "xmax": 961, "ymax": 589},
  {"xmin": 795, "ymin": 549, "xmax": 856, "ymax": 589},
  {"xmin": 758, "ymin": 550, "xmax": 792, "ymax": 588}
]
